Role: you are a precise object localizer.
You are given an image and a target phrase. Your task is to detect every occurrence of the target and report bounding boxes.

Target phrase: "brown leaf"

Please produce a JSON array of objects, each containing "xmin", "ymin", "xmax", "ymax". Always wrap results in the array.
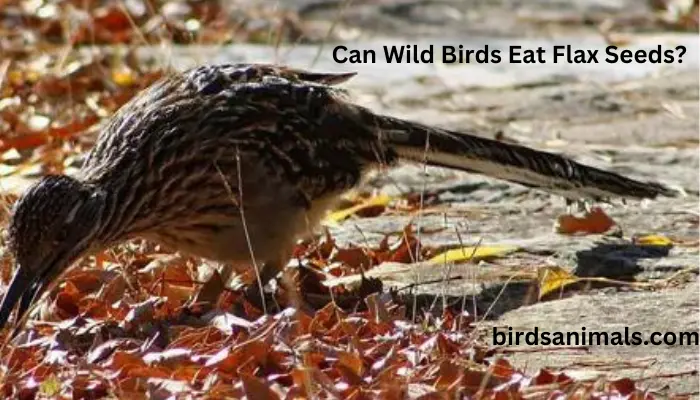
[
  {"xmin": 461, "ymin": 369, "xmax": 492, "ymax": 395},
  {"xmin": 160, "ymin": 283, "xmax": 195, "ymax": 307},
  {"xmin": 54, "ymin": 281, "xmax": 81, "ymax": 320},
  {"xmin": 124, "ymin": 297, "xmax": 160, "ymax": 326},
  {"xmin": 169, "ymin": 326, "xmax": 226, "ymax": 350},
  {"xmin": 376, "ymin": 225, "xmax": 427, "ymax": 264},
  {"xmin": 128, "ymin": 366, "xmax": 171, "ymax": 379},
  {"xmin": 138, "ymin": 254, "xmax": 192, "ymax": 287},
  {"xmin": 206, "ymin": 340, "xmax": 271, "ymax": 376},
  {"xmin": 609, "ymin": 377, "xmax": 637, "ymax": 396},
  {"xmin": 143, "ymin": 349, "xmax": 192, "ymax": 368},
  {"xmin": 87, "ymin": 339, "xmax": 140, "ymax": 364},
  {"xmin": 0, "ymin": 115, "xmax": 99, "ymax": 153},
  {"xmin": 370, "ymin": 344, "xmax": 397, "ymax": 375},
  {"xmin": 192, "ymin": 269, "xmax": 225, "ymax": 307},
  {"xmin": 330, "ymin": 246, "xmax": 376, "ymax": 271},
  {"xmin": 434, "ymin": 360, "xmax": 462, "ymax": 392},
  {"xmin": 309, "ymin": 303, "xmax": 342, "ymax": 333},
  {"xmin": 307, "ymin": 368, "xmax": 341, "ymax": 398},
  {"xmin": 532, "ymin": 369, "xmax": 573, "ymax": 386},
  {"xmin": 291, "ymin": 368, "xmax": 313, "ymax": 396},
  {"xmin": 374, "ymin": 364, "xmax": 404, "ymax": 387},
  {"xmin": 339, "ymin": 351, "xmax": 364, "ymax": 376},
  {"xmin": 94, "ymin": 7, "xmax": 132, "ymax": 33},
  {"xmin": 490, "ymin": 358, "xmax": 516, "ymax": 381},
  {"xmin": 419, "ymin": 333, "xmax": 461, "ymax": 358},
  {"xmin": 63, "ymin": 270, "xmax": 106, "ymax": 294},
  {"xmin": 100, "ymin": 273, "xmax": 128, "ymax": 305},
  {"xmin": 296, "ymin": 351, "xmax": 322, "ymax": 371},
  {"xmin": 415, "ymin": 390, "xmax": 449, "ymax": 400},
  {"xmin": 241, "ymin": 373, "xmax": 280, "ymax": 400},
  {"xmin": 4, "ymin": 347, "xmax": 37, "ymax": 371},
  {"xmin": 380, "ymin": 383, "xmax": 408, "ymax": 400},
  {"xmin": 556, "ymin": 207, "xmax": 616, "ymax": 235},
  {"xmin": 303, "ymin": 229, "xmax": 336, "ymax": 261},
  {"xmin": 105, "ymin": 351, "xmax": 147, "ymax": 378}
]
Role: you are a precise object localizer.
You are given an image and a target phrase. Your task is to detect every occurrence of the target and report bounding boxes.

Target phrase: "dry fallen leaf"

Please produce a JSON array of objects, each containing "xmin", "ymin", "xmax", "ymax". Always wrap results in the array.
[
  {"xmin": 192, "ymin": 269, "xmax": 225, "ymax": 307},
  {"xmin": 241, "ymin": 373, "xmax": 281, "ymax": 400},
  {"xmin": 634, "ymin": 234, "xmax": 673, "ymax": 247},
  {"xmin": 428, "ymin": 244, "xmax": 518, "ymax": 264},
  {"xmin": 538, "ymin": 266, "xmax": 579, "ymax": 298},
  {"xmin": 323, "ymin": 194, "xmax": 392, "ymax": 224},
  {"xmin": 556, "ymin": 207, "xmax": 616, "ymax": 235}
]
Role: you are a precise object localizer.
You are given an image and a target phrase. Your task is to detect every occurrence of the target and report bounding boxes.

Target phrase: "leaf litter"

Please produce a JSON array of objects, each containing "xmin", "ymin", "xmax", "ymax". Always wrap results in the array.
[{"xmin": 0, "ymin": 221, "xmax": 673, "ymax": 398}]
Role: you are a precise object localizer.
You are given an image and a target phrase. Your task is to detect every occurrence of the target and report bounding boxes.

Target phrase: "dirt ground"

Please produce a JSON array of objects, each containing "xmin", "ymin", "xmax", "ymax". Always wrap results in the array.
[{"xmin": 341, "ymin": 69, "xmax": 699, "ymax": 395}]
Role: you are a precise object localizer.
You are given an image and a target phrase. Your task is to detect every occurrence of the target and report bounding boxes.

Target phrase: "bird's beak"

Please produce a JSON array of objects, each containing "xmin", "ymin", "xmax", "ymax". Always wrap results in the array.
[
  {"xmin": 0, "ymin": 253, "xmax": 70, "ymax": 334},
  {"xmin": 0, "ymin": 264, "xmax": 35, "ymax": 332}
]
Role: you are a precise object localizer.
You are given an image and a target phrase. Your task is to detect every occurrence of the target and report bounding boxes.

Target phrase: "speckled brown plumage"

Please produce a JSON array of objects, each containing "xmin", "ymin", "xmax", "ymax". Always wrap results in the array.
[{"xmin": 0, "ymin": 63, "xmax": 677, "ymax": 331}]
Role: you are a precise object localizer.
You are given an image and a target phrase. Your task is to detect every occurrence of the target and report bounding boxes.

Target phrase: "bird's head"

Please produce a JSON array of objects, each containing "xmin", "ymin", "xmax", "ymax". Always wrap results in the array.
[{"xmin": 7, "ymin": 175, "xmax": 107, "ymax": 280}]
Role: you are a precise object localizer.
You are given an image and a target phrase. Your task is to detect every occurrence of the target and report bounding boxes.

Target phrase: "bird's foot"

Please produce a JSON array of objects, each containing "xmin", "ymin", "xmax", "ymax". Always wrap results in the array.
[{"xmin": 243, "ymin": 282, "xmax": 269, "ymax": 311}]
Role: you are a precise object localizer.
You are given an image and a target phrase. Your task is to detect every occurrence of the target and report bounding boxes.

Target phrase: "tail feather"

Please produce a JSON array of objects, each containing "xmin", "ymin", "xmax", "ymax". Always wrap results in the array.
[
  {"xmin": 295, "ymin": 70, "xmax": 357, "ymax": 85},
  {"xmin": 367, "ymin": 112, "xmax": 677, "ymax": 200}
]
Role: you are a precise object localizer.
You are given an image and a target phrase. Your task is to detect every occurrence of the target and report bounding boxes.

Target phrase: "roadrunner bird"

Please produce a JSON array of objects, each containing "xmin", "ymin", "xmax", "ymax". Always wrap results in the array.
[{"xmin": 0, "ymin": 63, "xmax": 677, "ymax": 331}]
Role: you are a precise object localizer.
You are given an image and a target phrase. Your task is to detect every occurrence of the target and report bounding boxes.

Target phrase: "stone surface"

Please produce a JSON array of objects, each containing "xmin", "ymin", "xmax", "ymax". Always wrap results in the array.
[
  {"xmin": 262, "ymin": 0, "xmax": 697, "ymax": 39},
  {"xmin": 479, "ymin": 283, "xmax": 699, "ymax": 396}
]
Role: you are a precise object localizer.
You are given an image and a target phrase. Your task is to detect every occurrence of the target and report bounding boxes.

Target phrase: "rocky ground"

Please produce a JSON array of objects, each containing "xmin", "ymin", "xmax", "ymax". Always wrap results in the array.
[
  {"xmin": 235, "ymin": 0, "xmax": 698, "ymax": 40},
  {"xmin": 335, "ymin": 67, "xmax": 700, "ymax": 396}
]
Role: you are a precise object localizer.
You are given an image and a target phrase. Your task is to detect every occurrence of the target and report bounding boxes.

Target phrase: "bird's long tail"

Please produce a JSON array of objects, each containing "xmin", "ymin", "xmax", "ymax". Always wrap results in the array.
[{"xmin": 363, "ymin": 111, "xmax": 677, "ymax": 200}]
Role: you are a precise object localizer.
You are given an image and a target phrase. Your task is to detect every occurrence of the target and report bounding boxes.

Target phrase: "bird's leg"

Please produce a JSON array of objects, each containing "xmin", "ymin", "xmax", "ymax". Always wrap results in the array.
[
  {"xmin": 243, "ymin": 261, "xmax": 284, "ymax": 312},
  {"xmin": 217, "ymin": 263, "xmax": 234, "ymax": 287},
  {"xmin": 565, "ymin": 198, "xmax": 591, "ymax": 214}
]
